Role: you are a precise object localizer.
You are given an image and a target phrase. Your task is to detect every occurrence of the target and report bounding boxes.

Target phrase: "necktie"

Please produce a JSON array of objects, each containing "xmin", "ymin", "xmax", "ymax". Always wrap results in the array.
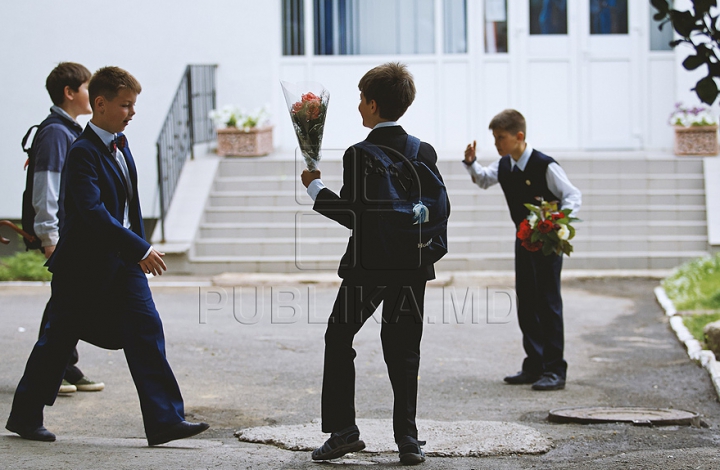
[
  {"xmin": 512, "ymin": 164, "xmax": 521, "ymax": 173},
  {"xmin": 111, "ymin": 136, "xmax": 133, "ymax": 200}
]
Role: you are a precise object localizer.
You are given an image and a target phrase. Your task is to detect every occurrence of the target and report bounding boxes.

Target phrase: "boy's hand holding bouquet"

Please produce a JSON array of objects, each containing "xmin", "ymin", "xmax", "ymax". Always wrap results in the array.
[{"xmin": 517, "ymin": 198, "xmax": 579, "ymax": 256}]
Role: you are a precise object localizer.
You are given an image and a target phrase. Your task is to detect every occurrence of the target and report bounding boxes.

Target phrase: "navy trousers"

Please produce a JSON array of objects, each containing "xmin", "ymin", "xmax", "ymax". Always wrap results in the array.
[
  {"xmin": 321, "ymin": 275, "xmax": 426, "ymax": 442},
  {"xmin": 514, "ymin": 238, "xmax": 567, "ymax": 379},
  {"xmin": 38, "ymin": 301, "xmax": 83, "ymax": 384},
  {"xmin": 10, "ymin": 265, "xmax": 185, "ymax": 436}
]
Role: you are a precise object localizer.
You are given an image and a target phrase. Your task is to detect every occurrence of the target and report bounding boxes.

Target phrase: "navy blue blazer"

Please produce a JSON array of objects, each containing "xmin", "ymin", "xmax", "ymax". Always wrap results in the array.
[{"xmin": 47, "ymin": 125, "xmax": 150, "ymax": 293}]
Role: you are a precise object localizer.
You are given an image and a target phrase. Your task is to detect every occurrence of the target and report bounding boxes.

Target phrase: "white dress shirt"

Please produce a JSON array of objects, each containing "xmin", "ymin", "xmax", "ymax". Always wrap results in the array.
[{"xmin": 464, "ymin": 144, "xmax": 582, "ymax": 216}]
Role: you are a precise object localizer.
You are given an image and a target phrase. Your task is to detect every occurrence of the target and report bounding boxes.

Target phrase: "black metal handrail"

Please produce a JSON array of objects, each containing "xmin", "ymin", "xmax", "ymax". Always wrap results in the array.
[{"xmin": 156, "ymin": 64, "xmax": 217, "ymax": 243}]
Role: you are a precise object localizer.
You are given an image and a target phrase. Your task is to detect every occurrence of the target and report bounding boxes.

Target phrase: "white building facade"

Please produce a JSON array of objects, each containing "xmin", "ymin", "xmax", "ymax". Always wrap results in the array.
[{"xmin": 0, "ymin": 0, "xmax": 704, "ymax": 219}]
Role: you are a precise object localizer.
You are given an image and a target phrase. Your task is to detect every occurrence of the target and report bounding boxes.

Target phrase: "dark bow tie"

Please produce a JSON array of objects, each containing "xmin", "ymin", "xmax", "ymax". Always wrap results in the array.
[{"xmin": 110, "ymin": 135, "xmax": 127, "ymax": 152}]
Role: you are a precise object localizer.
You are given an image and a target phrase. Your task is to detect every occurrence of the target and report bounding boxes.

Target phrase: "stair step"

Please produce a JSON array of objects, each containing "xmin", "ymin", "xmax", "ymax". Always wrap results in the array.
[
  {"xmin": 213, "ymin": 173, "xmax": 704, "ymax": 192},
  {"xmin": 178, "ymin": 153, "xmax": 711, "ymax": 273},
  {"xmin": 205, "ymin": 188, "xmax": 707, "ymax": 208}
]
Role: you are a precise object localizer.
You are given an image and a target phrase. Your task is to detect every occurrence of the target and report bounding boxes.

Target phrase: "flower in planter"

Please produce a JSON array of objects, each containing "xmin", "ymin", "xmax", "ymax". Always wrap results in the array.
[
  {"xmin": 669, "ymin": 102, "xmax": 718, "ymax": 127},
  {"xmin": 209, "ymin": 106, "xmax": 270, "ymax": 131}
]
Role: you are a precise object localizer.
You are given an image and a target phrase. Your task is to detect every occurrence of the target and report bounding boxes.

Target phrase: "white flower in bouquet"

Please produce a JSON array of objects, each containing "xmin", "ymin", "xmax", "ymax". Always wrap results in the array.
[
  {"xmin": 528, "ymin": 212, "xmax": 538, "ymax": 227},
  {"xmin": 557, "ymin": 224, "xmax": 570, "ymax": 241}
]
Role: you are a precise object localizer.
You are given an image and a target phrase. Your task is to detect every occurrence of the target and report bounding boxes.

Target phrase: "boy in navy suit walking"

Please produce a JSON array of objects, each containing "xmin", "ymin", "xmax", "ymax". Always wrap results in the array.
[
  {"xmin": 463, "ymin": 109, "xmax": 581, "ymax": 391},
  {"xmin": 6, "ymin": 66, "xmax": 208, "ymax": 445}
]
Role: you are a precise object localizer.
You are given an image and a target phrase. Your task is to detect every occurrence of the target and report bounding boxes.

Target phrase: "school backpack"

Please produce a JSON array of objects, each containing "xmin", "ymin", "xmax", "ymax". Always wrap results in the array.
[
  {"xmin": 20, "ymin": 113, "xmax": 69, "ymax": 251},
  {"xmin": 354, "ymin": 135, "xmax": 450, "ymax": 270}
]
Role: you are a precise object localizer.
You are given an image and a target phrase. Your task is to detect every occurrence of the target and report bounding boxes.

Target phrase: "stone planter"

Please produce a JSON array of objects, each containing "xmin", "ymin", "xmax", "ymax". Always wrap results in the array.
[
  {"xmin": 216, "ymin": 126, "xmax": 273, "ymax": 157},
  {"xmin": 674, "ymin": 125, "xmax": 719, "ymax": 156}
]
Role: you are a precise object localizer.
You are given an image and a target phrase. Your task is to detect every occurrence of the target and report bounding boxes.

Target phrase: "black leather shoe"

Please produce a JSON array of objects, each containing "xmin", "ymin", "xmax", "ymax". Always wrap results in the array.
[
  {"xmin": 312, "ymin": 426, "xmax": 365, "ymax": 461},
  {"xmin": 147, "ymin": 421, "xmax": 210, "ymax": 446},
  {"xmin": 504, "ymin": 371, "xmax": 541, "ymax": 384},
  {"xmin": 531, "ymin": 372, "xmax": 566, "ymax": 391},
  {"xmin": 398, "ymin": 436, "xmax": 426, "ymax": 466},
  {"xmin": 6, "ymin": 417, "xmax": 56, "ymax": 442}
]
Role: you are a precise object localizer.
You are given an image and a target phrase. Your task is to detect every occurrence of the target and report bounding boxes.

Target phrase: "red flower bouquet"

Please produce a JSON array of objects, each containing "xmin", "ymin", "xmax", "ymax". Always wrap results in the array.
[
  {"xmin": 517, "ymin": 199, "xmax": 579, "ymax": 256},
  {"xmin": 281, "ymin": 81, "xmax": 330, "ymax": 171}
]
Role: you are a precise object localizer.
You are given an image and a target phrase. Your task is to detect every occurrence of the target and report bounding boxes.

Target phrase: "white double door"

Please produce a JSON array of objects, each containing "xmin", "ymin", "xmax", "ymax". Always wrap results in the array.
[{"xmin": 499, "ymin": 1, "xmax": 647, "ymax": 150}]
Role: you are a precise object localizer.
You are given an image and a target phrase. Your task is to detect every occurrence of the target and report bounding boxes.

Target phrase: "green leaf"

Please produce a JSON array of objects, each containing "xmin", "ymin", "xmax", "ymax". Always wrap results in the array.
[
  {"xmin": 683, "ymin": 54, "xmax": 706, "ymax": 71},
  {"xmin": 694, "ymin": 76, "xmax": 719, "ymax": 104},
  {"xmin": 651, "ymin": 0, "xmax": 670, "ymax": 15},
  {"xmin": 710, "ymin": 62, "xmax": 720, "ymax": 77},
  {"xmin": 568, "ymin": 225, "xmax": 576, "ymax": 240},
  {"xmin": 670, "ymin": 10, "xmax": 698, "ymax": 37},
  {"xmin": 694, "ymin": 0, "xmax": 717, "ymax": 16}
]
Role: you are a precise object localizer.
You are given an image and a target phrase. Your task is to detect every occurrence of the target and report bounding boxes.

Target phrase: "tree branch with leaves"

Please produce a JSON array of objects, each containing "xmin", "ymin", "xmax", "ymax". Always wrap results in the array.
[{"xmin": 653, "ymin": 0, "xmax": 720, "ymax": 104}]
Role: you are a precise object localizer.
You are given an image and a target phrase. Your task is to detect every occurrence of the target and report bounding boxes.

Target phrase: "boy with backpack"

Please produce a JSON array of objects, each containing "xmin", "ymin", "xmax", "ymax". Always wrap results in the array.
[
  {"xmin": 22, "ymin": 62, "xmax": 104, "ymax": 393},
  {"xmin": 300, "ymin": 62, "xmax": 448, "ymax": 466}
]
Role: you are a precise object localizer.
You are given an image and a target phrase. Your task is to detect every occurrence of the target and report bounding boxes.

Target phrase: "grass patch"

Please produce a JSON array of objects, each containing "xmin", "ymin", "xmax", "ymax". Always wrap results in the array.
[
  {"xmin": 682, "ymin": 312, "xmax": 720, "ymax": 345},
  {"xmin": 662, "ymin": 253, "xmax": 720, "ymax": 311},
  {"xmin": 0, "ymin": 251, "xmax": 52, "ymax": 282}
]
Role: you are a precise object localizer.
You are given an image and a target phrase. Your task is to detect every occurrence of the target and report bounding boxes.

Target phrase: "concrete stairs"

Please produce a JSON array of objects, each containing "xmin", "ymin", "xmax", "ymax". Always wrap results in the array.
[{"xmin": 174, "ymin": 152, "xmax": 709, "ymax": 275}]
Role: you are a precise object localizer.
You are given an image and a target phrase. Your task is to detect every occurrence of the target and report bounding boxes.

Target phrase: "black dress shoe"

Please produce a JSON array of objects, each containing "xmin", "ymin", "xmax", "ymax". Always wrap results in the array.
[
  {"xmin": 398, "ymin": 436, "xmax": 426, "ymax": 466},
  {"xmin": 147, "ymin": 421, "xmax": 210, "ymax": 446},
  {"xmin": 312, "ymin": 426, "xmax": 365, "ymax": 461},
  {"xmin": 504, "ymin": 371, "xmax": 541, "ymax": 384},
  {"xmin": 531, "ymin": 372, "xmax": 566, "ymax": 391},
  {"xmin": 6, "ymin": 417, "xmax": 56, "ymax": 442}
]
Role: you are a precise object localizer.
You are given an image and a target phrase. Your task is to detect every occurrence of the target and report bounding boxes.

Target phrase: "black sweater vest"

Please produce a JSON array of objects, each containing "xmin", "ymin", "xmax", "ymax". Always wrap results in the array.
[{"xmin": 497, "ymin": 150, "xmax": 560, "ymax": 227}]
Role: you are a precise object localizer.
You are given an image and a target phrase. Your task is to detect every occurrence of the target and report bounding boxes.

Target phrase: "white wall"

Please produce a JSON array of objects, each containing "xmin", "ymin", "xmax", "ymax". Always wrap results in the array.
[{"xmin": 0, "ymin": 0, "xmax": 280, "ymax": 219}]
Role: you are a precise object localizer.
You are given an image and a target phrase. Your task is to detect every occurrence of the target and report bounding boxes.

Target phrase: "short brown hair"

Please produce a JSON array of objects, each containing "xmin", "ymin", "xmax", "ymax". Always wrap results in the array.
[
  {"xmin": 45, "ymin": 62, "xmax": 91, "ymax": 106},
  {"xmin": 358, "ymin": 62, "xmax": 416, "ymax": 121},
  {"xmin": 88, "ymin": 66, "xmax": 142, "ymax": 109},
  {"xmin": 489, "ymin": 109, "xmax": 527, "ymax": 136}
]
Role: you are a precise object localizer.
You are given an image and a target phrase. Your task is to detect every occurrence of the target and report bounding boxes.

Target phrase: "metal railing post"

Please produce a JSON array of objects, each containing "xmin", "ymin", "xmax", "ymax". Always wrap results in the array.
[
  {"xmin": 186, "ymin": 66, "xmax": 196, "ymax": 160},
  {"xmin": 156, "ymin": 141, "xmax": 166, "ymax": 243},
  {"xmin": 155, "ymin": 64, "xmax": 217, "ymax": 241}
]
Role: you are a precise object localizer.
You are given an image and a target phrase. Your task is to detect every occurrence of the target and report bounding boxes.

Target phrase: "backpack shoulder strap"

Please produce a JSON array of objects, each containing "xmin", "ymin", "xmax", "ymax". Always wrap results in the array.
[
  {"xmin": 354, "ymin": 140, "xmax": 395, "ymax": 168},
  {"xmin": 356, "ymin": 135, "xmax": 421, "ymax": 165},
  {"xmin": 22, "ymin": 113, "xmax": 71, "ymax": 154},
  {"xmin": 21, "ymin": 125, "xmax": 40, "ymax": 154},
  {"xmin": 403, "ymin": 135, "xmax": 421, "ymax": 161}
]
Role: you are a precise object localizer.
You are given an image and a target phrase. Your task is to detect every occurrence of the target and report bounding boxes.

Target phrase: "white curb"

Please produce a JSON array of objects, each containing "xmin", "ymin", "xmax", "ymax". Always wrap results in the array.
[{"xmin": 654, "ymin": 286, "xmax": 720, "ymax": 401}]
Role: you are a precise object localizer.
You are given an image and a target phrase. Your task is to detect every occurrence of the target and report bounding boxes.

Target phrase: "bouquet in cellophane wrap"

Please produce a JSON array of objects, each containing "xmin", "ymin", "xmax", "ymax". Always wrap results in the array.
[
  {"xmin": 281, "ymin": 81, "xmax": 330, "ymax": 171},
  {"xmin": 516, "ymin": 199, "xmax": 579, "ymax": 256}
]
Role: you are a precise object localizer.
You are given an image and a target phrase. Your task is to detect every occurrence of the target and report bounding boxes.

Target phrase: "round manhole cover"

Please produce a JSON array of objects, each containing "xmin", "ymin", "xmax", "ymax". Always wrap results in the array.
[{"xmin": 548, "ymin": 407, "xmax": 699, "ymax": 426}]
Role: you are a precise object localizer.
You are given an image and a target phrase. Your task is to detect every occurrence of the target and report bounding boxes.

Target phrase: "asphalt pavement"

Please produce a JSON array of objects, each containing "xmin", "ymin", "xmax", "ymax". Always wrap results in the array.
[{"xmin": 1, "ymin": 275, "xmax": 719, "ymax": 469}]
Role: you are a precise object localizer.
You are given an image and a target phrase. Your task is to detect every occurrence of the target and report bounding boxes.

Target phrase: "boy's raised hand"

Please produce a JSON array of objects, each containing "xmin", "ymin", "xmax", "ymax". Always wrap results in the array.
[{"xmin": 464, "ymin": 140, "xmax": 477, "ymax": 164}]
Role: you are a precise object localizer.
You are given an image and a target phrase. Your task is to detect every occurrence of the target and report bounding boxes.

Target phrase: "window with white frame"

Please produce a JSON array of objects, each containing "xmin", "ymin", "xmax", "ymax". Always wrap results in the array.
[
  {"xmin": 282, "ymin": 0, "xmax": 467, "ymax": 56},
  {"xmin": 283, "ymin": 0, "xmax": 305, "ymax": 55},
  {"xmin": 650, "ymin": 1, "xmax": 673, "ymax": 51},
  {"xmin": 484, "ymin": 0, "xmax": 508, "ymax": 53}
]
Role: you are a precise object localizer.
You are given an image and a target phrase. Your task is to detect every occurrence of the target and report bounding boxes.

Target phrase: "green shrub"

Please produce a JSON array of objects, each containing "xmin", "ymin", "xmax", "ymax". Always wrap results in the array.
[
  {"xmin": 662, "ymin": 253, "xmax": 720, "ymax": 311},
  {"xmin": 0, "ymin": 251, "xmax": 52, "ymax": 282},
  {"xmin": 682, "ymin": 312, "xmax": 720, "ymax": 344}
]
